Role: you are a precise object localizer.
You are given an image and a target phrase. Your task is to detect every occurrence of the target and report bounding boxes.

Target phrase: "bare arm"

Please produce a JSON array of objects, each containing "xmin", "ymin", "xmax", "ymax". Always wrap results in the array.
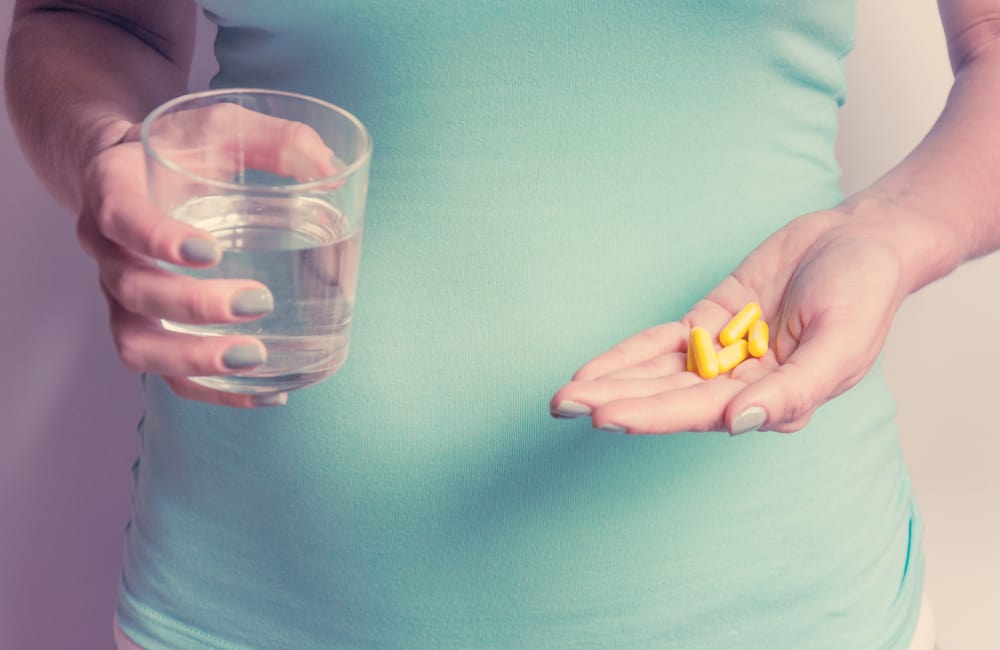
[
  {"xmin": 841, "ymin": 0, "xmax": 1000, "ymax": 293},
  {"xmin": 4, "ymin": 1, "xmax": 287, "ymax": 409},
  {"xmin": 4, "ymin": 0, "xmax": 196, "ymax": 209},
  {"xmin": 551, "ymin": 0, "xmax": 1000, "ymax": 435}
]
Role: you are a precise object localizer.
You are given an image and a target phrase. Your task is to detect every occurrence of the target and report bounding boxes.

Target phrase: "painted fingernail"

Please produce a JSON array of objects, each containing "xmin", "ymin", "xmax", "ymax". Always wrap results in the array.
[
  {"xmin": 222, "ymin": 343, "xmax": 265, "ymax": 369},
  {"xmin": 231, "ymin": 288, "xmax": 274, "ymax": 317},
  {"xmin": 551, "ymin": 400, "xmax": 591, "ymax": 418},
  {"xmin": 731, "ymin": 406, "xmax": 767, "ymax": 436},
  {"xmin": 254, "ymin": 392, "xmax": 288, "ymax": 407},
  {"xmin": 180, "ymin": 238, "xmax": 220, "ymax": 264},
  {"xmin": 597, "ymin": 423, "xmax": 627, "ymax": 434}
]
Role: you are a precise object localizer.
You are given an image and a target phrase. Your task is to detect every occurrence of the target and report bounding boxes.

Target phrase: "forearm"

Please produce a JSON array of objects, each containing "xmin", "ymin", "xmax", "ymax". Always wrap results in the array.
[
  {"xmin": 4, "ymin": 2, "xmax": 195, "ymax": 210},
  {"xmin": 838, "ymin": 38, "xmax": 1000, "ymax": 293}
]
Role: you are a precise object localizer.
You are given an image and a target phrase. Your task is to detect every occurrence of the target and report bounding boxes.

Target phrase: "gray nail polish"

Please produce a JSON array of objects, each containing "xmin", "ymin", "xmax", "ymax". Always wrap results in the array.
[
  {"xmin": 731, "ymin": 406, "xmax": 767, "ymax": 436},
  {"xmin": 231, "ymin": 288, "xmax": 274, "ymax": 317},
  {"xmin": 222, "ymin": 344, "xmax": 265, "ymax": 369},
  {"xmin": 254, "ymin": 393, "xmax": 288, "ymax": 407},
  {"xmin": 597, "ymin": 423, "xmax": 627, "ymax": 434},
  {"xmin": 180, "ymin": 238, "xmax": 219, "ymax": 264},
  {"xmin": 552, "ymin": 400, "xmax": 591, "ymax": 418}
]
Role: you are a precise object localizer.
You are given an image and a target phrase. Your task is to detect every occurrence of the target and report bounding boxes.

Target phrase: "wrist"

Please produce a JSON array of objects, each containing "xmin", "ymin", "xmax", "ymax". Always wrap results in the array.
[{"xmin": 832, "ymin": 192, "xmax": 964, "ymax": 295}]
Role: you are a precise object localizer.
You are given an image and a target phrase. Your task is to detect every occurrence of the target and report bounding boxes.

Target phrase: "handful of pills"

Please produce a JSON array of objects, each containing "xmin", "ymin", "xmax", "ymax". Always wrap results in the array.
[{"xmin": 686, "ymin": 303, "xmax": 769, "ymax": 379}]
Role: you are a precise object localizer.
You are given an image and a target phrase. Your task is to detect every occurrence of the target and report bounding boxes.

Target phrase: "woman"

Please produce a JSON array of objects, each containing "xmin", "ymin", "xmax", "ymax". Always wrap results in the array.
[{"xmin": 6, "ymin": 1, "xmax": 988, "ymax": 648}]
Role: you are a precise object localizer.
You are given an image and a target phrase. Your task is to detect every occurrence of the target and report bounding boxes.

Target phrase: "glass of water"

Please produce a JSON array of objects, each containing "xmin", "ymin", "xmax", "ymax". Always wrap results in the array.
[{"xmin": 141, "ymin": 89, "xmax": 371, "ymax": 395}]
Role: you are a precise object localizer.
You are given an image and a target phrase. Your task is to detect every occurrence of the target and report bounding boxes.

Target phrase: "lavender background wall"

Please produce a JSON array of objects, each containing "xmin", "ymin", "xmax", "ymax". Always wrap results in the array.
[
  {"xmin": 1, "ymin": 1, "xmax": 996, "ymax": 649},
  {"xmin": 0, "ymin": 8, "xmax": 216, "ymax": 650}
]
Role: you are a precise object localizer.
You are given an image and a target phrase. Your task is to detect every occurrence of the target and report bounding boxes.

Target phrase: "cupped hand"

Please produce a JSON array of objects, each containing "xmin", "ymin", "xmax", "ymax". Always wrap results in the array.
[
  {"xmin": 75, "ymin": 104, "xmax": 337, "ymax": 408},
  {"xmin": 550, "ymin": 209, "xmax": 910, "ymax": 435}
]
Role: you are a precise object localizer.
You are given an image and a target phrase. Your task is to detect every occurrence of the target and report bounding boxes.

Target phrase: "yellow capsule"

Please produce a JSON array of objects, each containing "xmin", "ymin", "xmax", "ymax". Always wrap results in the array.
[
  {"xmin": 686, "ymin": 342, "xmax": 696, "ymax": 372},
  {"xmin": 719, "ymin": 302, "xmax": 762, "ymax": 346},
  {"xmin": 690, "ymin": 326, "xmax": 719, "ymax": 379},
  {"xmin": 748, "ymin": 319, "xmax": 769, "ymax": 358},
  {"xmin": 717, "ymin": 339, "xmax": 749, "ymax": 373}
]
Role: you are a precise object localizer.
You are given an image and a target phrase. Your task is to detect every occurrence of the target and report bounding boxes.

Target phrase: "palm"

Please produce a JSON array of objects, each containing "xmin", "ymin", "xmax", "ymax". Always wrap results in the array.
[{"xmin": 551, "ymin": 211, "xmax": 906, "ymax": 434}]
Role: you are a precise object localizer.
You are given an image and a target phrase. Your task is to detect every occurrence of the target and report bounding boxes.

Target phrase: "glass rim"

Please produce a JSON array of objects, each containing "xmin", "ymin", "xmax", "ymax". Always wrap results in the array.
[{"xmin": 140, "ymin": 87, "xmax": 372, "ymax": 193}]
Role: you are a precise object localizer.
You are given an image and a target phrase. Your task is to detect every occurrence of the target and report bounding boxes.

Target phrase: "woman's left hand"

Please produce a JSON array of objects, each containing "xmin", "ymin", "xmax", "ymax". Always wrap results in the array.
[{"xmin": 550, "ymin": 207, "xmax": 914, "ymax": 435}]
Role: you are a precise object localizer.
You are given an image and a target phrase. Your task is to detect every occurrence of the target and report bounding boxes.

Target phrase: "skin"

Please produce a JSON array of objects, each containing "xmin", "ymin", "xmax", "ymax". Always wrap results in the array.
[
  {"xmin": 6, "ymin": 1, "xmax": 332, "ymax": 407},
  {"xmin": 553, "ymin": 1, "xmax": 1000, "ymax": 434},
  {"xmin": 5, "ymin": 0, "xmax": 1000, "ymax": 419}
]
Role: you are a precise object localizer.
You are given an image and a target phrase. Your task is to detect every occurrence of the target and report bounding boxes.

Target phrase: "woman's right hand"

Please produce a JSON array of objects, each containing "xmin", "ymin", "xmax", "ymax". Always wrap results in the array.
[{"xmin": 75, "ymin": 109, "xmax": 337, "ymax": 408}]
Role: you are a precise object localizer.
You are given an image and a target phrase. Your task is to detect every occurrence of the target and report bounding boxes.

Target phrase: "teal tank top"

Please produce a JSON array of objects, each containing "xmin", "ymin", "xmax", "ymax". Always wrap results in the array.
[{"xmin": 117, "ymin": 3, "xmax": 924, "ymax": 648}]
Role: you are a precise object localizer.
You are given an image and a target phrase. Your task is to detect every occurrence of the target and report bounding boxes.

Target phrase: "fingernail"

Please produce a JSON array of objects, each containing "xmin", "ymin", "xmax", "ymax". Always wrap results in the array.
[
  {"xmin": 222, "ymin": 343, "xmax": 265, "ymax": 369},
  {"xmin": 231, "ymin": 288, "xmax": 274, "ymax": 317},
  {"xmin": 731, "ymin": 406, "xmax": 767, "ymax": 436},
  {"xmin": 254, "ymin": 392, "xmax": 288, "ymax": 407},
  {"xmin": 597, "ymin": 423, "xmax": 627, "ymax": 434},
  {"xmin": 180, "ymin": 238, "xmax": 220, "ymax": 264},
  {"xmin": 551, "ymin": 400, "xmax": 591, "ymax": 418}
]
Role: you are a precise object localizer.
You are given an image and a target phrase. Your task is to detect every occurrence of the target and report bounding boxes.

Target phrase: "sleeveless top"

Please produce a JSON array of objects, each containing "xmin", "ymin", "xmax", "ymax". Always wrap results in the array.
[{"xmin": 117, "ymin": 2, "xmax": 924, "ymax": 648}]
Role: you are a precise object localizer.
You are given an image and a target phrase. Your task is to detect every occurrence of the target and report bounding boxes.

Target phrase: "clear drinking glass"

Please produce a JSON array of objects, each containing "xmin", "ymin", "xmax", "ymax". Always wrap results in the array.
[{"xmin": 141, "ymin": 88, "xmax": 372, "ymax": 395}]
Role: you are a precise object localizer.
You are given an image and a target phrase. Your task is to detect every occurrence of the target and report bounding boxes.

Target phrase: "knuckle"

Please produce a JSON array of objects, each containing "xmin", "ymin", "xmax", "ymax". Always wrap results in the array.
[
  {"xmin": 93, "ymin": 192, "xmax": 125, "ymax": 237},
  {"xmin": 281, "ymin": 119, "xmax": 310, "ymax": 147},
  {"xmin": 179, "ymin": 344, "xmax": 210, "ymax": 374},
  {"xmin": 114, "ymin": 331, "xmax": 144, "ymax": 372},
  {"xmin": 785, "ymin": 392, "xmax": 811, "ymax": 424},
  {"xmin": 112, "ymin": 268, "xmax": 144, "ymax": 313},
  {"xmin": 778, "ymin": 382, "xmax": 812, "ymax": 425},
  {"xmin": 144, "ymin": 215, "xmax": 176, "ymax": 259},
  {"xmin": 186, "ymin": 285, "xmax": 222, "ymax": 323}
]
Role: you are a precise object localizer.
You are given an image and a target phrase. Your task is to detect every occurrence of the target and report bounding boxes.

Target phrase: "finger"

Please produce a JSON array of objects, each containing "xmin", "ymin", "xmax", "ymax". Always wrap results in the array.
[
  {"xmin": 572, "ymin": 322, "xmax": 689, "ymax": 381},
  {"xmin": 90, "ymin": 192, "xmax": 220, "ymax": 266},
  {"xmin": 724, "ymin": 315, "xmax": 870, "ymax": 435},
  {"xmin": 573, "ymin": 293, "xmax": 760, "ymax": 382},
  {"xmin": 215, "ymin": 103, "xmax": 340, "ymax": 179},
  {"xmin": 591, "ymin": 378, "xmax": 748, "ymax": 434},
  {"xmin": 151, "ymin": 103, "xmax": 339, "ymax": 181},
  {"xmin": 99, "ymin": 249, "xmax": 273, "ymax": 323},
  {"xmin": 83, "ymin": 147, "xmax": 221, "ymax": 266},
  {"xmin": 550, "ymin": 373, "xmax": 702, "ymax": 418},
  {"xmin": 598, "ymin": 351, "xmax": 686, "ymax": 380},
  {"xmin": 683, "ymin": 280, "xmax": 759, "ymax": 328},
  {"xmin": 107, "ymin": 297, "xmax": 267, "ymax": 377},
  {"xmin": 163, "ymin": 376, "xmax": 288, "ymax": 409}
]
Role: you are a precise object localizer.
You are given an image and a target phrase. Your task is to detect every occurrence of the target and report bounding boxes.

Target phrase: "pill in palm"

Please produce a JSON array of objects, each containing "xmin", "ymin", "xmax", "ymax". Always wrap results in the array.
[
  {"xmin": 717, "ymin": 339, "xmax": 749, "ymax": 373},
  {"xmin": 719, "ymin": 302, "xmax": 761, "ymax": 346},
  {"xmin": 685, "ymin": 303, "xmax": 769, "ymax": 378},
  {"xmin": 748, "ymin": 320, "xmax": 769, "ymax": 358},
  {"xmin": 690, "ymin": 326, "xmax": 720, "ymax": 379}
]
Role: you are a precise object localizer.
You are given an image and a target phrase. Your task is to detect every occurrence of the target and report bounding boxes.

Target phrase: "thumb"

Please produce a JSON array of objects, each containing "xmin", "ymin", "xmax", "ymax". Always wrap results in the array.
[{"xmin": 724, "ymin": 316, "xmax": 873, "ymax": 435}]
